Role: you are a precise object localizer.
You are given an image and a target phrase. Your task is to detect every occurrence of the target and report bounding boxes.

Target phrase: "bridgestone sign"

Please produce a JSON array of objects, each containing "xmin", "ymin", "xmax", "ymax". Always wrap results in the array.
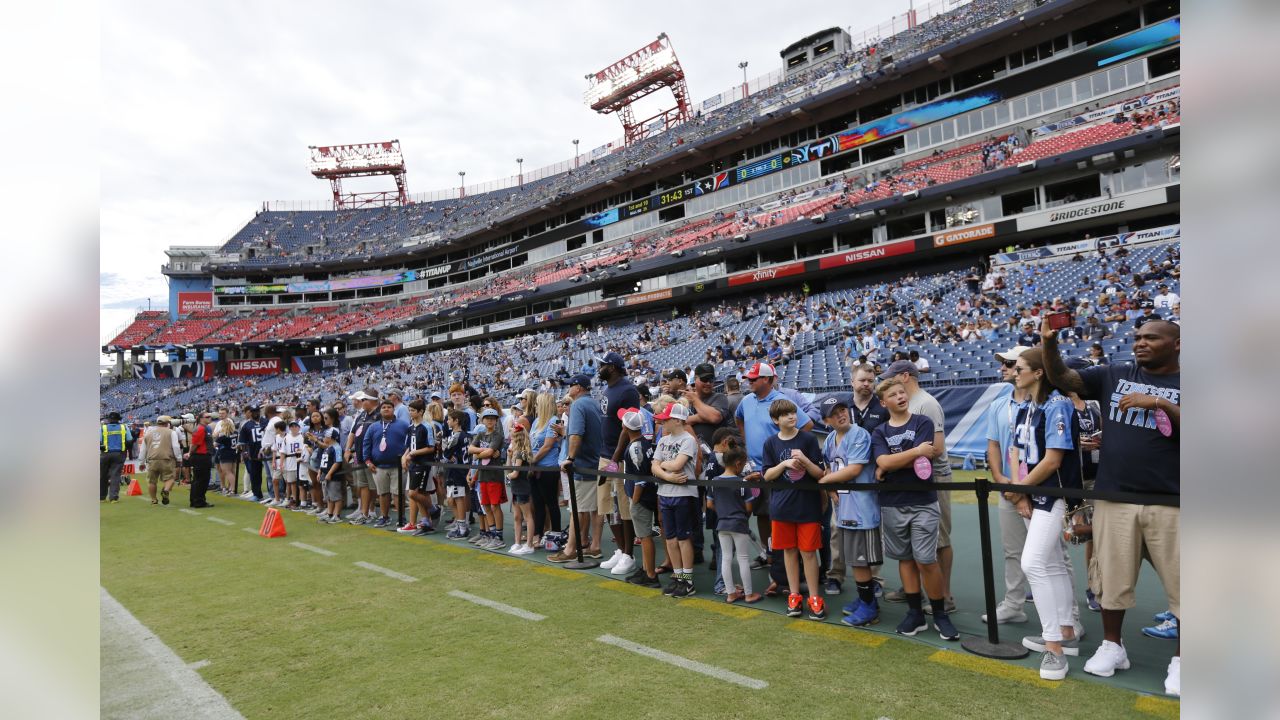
[{"xmin": 1016, "ymin": 187, "xmax": 1168, "ymax": 231}]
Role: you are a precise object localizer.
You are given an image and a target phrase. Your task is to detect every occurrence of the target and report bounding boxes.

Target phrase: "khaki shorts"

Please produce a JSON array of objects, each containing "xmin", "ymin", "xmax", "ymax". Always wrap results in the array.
[
  {"xmin": 146, "ymin": 458, "xmax": 175, "ymax": 485},
  {"xmin": 572, "ymin": 478, "xmax": 597, "ymax": 511},
  {"xmin": 1093, "ymin": 500, "xmax": 1179, "ymax": 617},
  {"xmin": 350, "ymin": 465, "xmax": 372, "ymax": 490},
  {"xmin": 372, "ymin": 467, "xmax": 401, "ymax": 496},
  {"xmin": 935, "ymin": 476, "xmax": 952, "ymax": 549},
  {"xmin": 596, "ymin": 460, "xmax": 632, "ymax": 520}
]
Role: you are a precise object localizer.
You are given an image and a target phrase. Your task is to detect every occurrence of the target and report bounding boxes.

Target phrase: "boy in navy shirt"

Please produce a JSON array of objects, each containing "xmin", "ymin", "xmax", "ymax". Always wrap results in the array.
[
  {"xmin": 318, "ymin": 433, "xmax": 343, "ymax": 523},
  {"xmin": 761, "ymin": 398, "xmax": 827, "ymax": 620},
  {"xmin": 871, "ymin": 378, "xmax": 958, "ymax": 641},
  {"xmin": 442, "ymin": 410, "xmax": 473, "ymax": 539},
  {"xmin": 401, "ymin": 399, "xmax": 437, "ymax": 535}
]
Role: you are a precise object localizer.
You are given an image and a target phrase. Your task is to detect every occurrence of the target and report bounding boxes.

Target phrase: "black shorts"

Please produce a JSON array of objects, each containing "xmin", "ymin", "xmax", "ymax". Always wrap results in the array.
[
  {"xmin": 408, "ymin": 467, "xmax": 434, "ymax": 493},
  {"xmin": 659, "ymin": 496, "xmax": 698, "ymax": 540}
]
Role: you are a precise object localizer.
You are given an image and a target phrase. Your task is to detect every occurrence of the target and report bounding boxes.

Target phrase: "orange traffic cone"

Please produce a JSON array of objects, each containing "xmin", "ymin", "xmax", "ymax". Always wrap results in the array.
[
  {"xmin": 127, "ymin": 478, "xmax": 143, "ymax": 496},
  {"xmin": 259, "ymin": 507, "xmax": 287, "ymax": 538}
]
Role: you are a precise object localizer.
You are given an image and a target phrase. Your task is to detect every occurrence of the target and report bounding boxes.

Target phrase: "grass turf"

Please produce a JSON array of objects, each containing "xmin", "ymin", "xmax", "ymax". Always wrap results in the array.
[{"xmin": 101, "ymin": 484, "xmax": 1178, "ymax": 720}]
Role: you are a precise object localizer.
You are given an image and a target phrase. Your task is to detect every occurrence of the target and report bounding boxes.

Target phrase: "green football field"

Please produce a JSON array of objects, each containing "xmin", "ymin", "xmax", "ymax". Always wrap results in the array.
[{"xmin": 101, "ymin": 474, "xmax": 1179, "ymax": 720}]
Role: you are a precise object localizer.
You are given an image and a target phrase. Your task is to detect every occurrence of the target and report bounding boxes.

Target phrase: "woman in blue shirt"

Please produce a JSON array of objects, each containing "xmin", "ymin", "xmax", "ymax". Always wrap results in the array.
[
  {"xmin": 1002, "ymin": 347, "xmax": 1082, "ymax": 681},
  {"xmin": 528, "ymin": 393, "xmax": 564, "ymax": 545}
]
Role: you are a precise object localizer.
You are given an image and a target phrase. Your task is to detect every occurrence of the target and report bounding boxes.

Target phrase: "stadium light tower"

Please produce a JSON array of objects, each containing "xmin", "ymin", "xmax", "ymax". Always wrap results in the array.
[
  {"xmin": 573, "ymin": 139, "xmax": 579, "ymax": 169},
  {"xmin": 584, "ymin": 33, "xmax": 693, "ymax": 147},
  {"xmin": 307, "ymin": 140, "xmax": 408, "ymax": 210},
  {"xmin": 738, "ymin": 61, "xmax": 749, "ymax": 98},
  {"xmin": 517, "ymin": 158, "xmax": 524, "ymax": 189},
  {"xmin": 459, "ymin": 171, "xmax": 466, "ymax": 199}
]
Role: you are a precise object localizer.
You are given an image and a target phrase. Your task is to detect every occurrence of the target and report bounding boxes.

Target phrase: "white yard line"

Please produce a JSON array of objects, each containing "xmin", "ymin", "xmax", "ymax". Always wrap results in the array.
[
  {"xmin": 595, "ymin": 634, "xmax": 768, "ymax": 689},
  {"xmin": 289, "ymin": 542, "xmax": 337, "ymax": 557},
  {"xmin": 353, "ymin": 561, "xmax": 417, "ymax": 583},
  {"xmin": 241, "ymin": 527, "xmax": 258, "ymax": 535},
  {"xmin": 100, "ymin": 588, "xmax": 245, "ymax": 719},
  {"xmin": 206, "ymin": 517, "xmax": 235, "ymax": 526},
  {"xmin": 447, "ymin": 590, "xmax": 546, "ymax": 621},
  {"xmin": 178, "ymin": 508, "xmax": 201, "ymax": 516}
]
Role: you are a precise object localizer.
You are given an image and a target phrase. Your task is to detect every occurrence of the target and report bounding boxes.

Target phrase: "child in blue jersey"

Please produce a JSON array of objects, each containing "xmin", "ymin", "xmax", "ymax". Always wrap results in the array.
[
  {"xmin": 871, "ymin": 378, "xmax": 958, "ymax": 642},
  {"xmin": 318, "ymin": 432, "xmax": 343, "ymax": 524},
  {"xmin": 816, "ymin": 397, "xmax": 882, "ymax": 627},
  {"xmin": 401, "ymin": 399, "xmax": 437, "ymax": 535},
  {"xmin": 442, "ymin": 410, "xmax": 473, "ymax": 539}
]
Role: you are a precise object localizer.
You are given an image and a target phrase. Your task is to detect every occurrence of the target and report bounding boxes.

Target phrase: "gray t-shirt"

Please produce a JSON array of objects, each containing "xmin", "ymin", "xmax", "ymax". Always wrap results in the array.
[
  {"xmin": 655, "ymin": 431, "xmax": 699, "ymax": 498},
  {"xmin": 909, "ymin": 389, "xmax": 950, "ymax": 475},
  {"xmin": 689, "ymin": 391, "xmax": 731, "ymax": 447}
]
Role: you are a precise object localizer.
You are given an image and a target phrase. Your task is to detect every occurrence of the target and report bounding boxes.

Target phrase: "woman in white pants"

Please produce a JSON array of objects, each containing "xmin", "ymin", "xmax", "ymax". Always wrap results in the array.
[{"xmin": 1003, "ymin": 347, "xmax": 1083, "ymax": 681}]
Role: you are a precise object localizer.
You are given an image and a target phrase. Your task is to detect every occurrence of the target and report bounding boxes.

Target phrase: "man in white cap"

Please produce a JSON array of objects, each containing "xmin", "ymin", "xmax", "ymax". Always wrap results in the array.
[
  {"xmin": 144, "ymin": 416, "xmax": 182, "ymax": 506},
  {"xmin": 982, "ymin": 345, "xmax": 1032, "ymax": 624}
]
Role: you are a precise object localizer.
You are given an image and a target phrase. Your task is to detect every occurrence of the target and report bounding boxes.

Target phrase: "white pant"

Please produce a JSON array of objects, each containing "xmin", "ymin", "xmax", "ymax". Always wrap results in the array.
[{"xmin": 1021, "ymin": 500, "xmax": 1077, "ymax": 643}]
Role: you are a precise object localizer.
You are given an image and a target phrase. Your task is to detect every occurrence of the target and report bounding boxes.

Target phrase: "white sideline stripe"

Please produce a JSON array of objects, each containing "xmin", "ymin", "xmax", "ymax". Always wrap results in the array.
[
  {"xmin": 241, "ymin": 527, "xmax": 258, "ymax": 534},
  {"xmin": 188, "ymin": 660, "xmax": 211, "ymax": 670},
  {"xmin": 447, "ymin": 590, "xmax": 546, "ymax": 621},
  {"xmin": 206, "ymin": 517, "xmax": 235, "ymax": 526},
  {"xmin": 290, "ymin": 542, "xmax": 336, "ymax": 557},
  {"xmin": 595, "ymin": 634, "xmax": 767, "ymax": 689},
  {"xmin": 178, "ymin": 508, "xmax": 201, "ymax": 516},
  {"xmin": 354, "ymin": 561, "xmax": 417, "ymax": 582},
  {"xmin": 100, "ymin": 588, "xmax": 245, "ymax": 719}
]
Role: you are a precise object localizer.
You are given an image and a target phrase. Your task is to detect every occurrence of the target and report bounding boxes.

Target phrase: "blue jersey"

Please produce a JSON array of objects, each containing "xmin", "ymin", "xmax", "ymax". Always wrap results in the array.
[
  {"xmin": 824, "ymin": 425, "xmax": 878, "ymax": 529},
  {"xmin": 1013, "ymin": 390, "xmax": 1079, "ymax": 512}
]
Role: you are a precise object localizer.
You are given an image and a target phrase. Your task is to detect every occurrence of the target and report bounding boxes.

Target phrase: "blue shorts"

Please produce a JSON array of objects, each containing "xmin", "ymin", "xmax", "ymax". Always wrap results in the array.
[{"xmin": 659, "ymin": 496, "xmax": 697, "ymax": 541}]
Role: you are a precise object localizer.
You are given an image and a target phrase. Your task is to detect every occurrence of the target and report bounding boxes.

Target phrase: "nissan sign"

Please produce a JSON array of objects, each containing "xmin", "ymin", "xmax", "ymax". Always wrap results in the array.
[{"xmin": 227, "ymin": 358, "xmax": 281, "ymax": 376}]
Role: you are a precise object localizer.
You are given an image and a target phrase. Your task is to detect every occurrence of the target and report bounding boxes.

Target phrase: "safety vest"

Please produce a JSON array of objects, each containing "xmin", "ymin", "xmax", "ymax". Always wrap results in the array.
[{"xmin": 102, "ymin": 423, "xmax": 127, "ymax": 453}]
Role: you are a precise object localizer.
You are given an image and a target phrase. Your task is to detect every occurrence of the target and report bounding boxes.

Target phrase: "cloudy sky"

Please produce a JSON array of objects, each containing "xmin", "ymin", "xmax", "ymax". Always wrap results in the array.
[{"xmin": 100, "ymin": 0, "xmax": 920, "ymax": 352}]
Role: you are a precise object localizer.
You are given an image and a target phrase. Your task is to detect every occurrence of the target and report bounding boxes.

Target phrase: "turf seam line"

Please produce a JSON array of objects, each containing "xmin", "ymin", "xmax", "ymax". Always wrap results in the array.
[
  {"xmin": 206, "ymin": 516, "xmax": 235, "ymax": 526},
  {"xmin": 240, "ymin": 528, "xmax": 258, "ymax": 534},
  {"xmin": 178, "ymin": 508, "xmax": 201, "ymax": 516},
  {"xmin": 353, "ymin": 560, "xmax": 418, "ymax": 582},
  {"xmin": 595, "ymin": 634, "xmax": 768, "ymax": 689},
  {"xmin": 447, "ymin": 590, "xmax": 547, "ymax": 621},
  {"xmin": 289, "ymin": 542, "xmax": 337, "ymax": 557}
]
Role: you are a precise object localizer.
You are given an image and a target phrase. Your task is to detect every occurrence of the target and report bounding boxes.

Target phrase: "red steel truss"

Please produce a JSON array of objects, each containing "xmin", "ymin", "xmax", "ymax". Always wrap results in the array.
[
  {"xmin": 308, "ymin": 140, "xmax": 408, "ymax": 210},
  {"xmin": 585, "ymin": 33, "xmax": 692, "ymax": 147}
]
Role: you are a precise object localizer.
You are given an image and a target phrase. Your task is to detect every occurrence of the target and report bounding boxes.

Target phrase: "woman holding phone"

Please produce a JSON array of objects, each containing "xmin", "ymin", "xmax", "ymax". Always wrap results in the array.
[{"xmin": 1001, "ymin": 347, "xmax": 1083, "ymax": 681}]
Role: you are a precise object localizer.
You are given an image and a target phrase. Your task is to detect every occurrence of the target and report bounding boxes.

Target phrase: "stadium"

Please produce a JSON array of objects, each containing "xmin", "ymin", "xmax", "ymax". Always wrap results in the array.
[{"xmin": 100, "ymin": 1, "xmax": 1182, "ymax": 717}]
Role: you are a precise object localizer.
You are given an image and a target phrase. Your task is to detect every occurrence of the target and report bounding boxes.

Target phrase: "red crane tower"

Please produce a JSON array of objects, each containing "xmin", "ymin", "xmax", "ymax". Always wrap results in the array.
[
  {"xmin": 307, "ymin": 140, "xmax": 408, "ymax": 210},
  {"xmin": 585, "ymin": 33, "xmax": 692, "ymax": 147}
]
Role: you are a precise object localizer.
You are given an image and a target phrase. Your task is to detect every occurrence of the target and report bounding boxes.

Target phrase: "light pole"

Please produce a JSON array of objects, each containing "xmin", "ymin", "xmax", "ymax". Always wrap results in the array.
[
  {"xmin": 458, "ymin": 171, "xmax": 465, "ymax": 199},
  {"xmin": 573, "ymin": 139, "xmax": 580, "ymax": 169},
  {"xmin": 517, "ymin": 158, "xmax": 524, "ymax": 189},
  {"xmin": 738, "ymin": 61, "xmax": 749, "ymax": 98}
]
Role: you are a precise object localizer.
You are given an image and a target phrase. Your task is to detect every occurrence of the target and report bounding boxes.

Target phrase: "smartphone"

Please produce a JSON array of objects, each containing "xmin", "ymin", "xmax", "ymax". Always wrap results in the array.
[{"xmin": 1046, "ymin": 311, "xmax": 1073, "ymax": 330}]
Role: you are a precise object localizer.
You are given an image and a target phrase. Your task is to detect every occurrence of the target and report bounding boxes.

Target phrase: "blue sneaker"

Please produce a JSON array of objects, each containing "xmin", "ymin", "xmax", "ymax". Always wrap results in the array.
[
  {"xmin": 713, "ymin": 578, "xmax": 727, "ymax": 596},
  {"xmin": 841, "ymin": 600, "xmax": 860, "ymax": 616},
  {"xmin": 1142, "ymin": 617, "xmax": 1178, "ymax": 640},
  {"xmin": 896, "ymin": 609, "xmax": 928, "ymax": 636},
  {"xmin": 934, "ymin": 613, "xmax": 960, "ymax": 641},
  {"xmin": 1086, "ymin": 589, "xmax": 1101, "ymax": 612},
  {"xmin": 872, "ymin": 579, "xmax": 883, "ymax": 599},
  {"xmin": 842, "ymin": 599, "xmax": 880, "ymax": 627},
  {"xmin": 1153, "ymin": 609, "xmax": 1175, "ymax": 623}
]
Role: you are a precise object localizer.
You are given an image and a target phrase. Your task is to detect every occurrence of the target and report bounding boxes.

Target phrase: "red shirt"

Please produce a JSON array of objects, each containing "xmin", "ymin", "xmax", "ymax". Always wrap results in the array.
[{"xmin": 190, "ymin": 424, "xmax": 209, "ymax": 455}]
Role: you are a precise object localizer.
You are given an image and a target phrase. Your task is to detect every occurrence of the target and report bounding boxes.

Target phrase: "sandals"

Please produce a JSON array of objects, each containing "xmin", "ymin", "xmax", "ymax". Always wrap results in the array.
[
  {"xmin": 655, "ymin": 564, "xmax": 673, "ymax": 575},
  {"xmin": 725, "ymin": 591, "xmax": 744, "ymax": 604},
  {"xmin": 743, "ymin": 592, "xmax": 763, "ymax": 604}
]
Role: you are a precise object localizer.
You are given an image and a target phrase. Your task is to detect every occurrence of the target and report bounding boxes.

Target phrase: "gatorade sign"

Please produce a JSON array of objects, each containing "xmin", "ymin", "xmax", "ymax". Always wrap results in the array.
[{"xmin": 227, "ymin": 358, "xmax": 281, "ymax": 376}]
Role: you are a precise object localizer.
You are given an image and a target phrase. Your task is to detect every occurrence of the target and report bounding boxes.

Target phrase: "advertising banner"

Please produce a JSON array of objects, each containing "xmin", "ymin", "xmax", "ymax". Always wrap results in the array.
[
  {"xmin": 289, "ymin": 354, "xmax": 349, "ymax": 373},
  {"xmin": 132, "ymin": 361, "xmax": 215, "ymax": 380},
  {"xmin": 177, "ymin": 292, "xmax": 213, "ymax": 315},
  {"xmin": 488, "ymin": 317, "xmax": 528, "ymax": 332},
  {"xmin": 1015, "ymin": 187, "xmax": 1168, "ymax": 231},
  {"xmin": 932, "ymin": 223, "xmax": 995, "ymax": 248},
  {"xmin": 227, "ymin": 358, "xmax": 281, "ymax": 376},
  {"xmin": 615, "ymin": 288, "xmax": 674, "ymax": 306},
  {"xmin": 374, "ymin": 343, "xmax": 403, "ymax": 355},
  {"xmin": 727, "ymin": 261, "xmax": 806, "ymax": 287},
  {"xmin": 817, "ymin": 239, "xmax": 915, "ymax": 270}
]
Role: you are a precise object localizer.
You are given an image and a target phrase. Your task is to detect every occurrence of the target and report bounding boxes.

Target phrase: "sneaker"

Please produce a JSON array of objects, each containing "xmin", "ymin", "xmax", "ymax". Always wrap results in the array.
[
  {"xmin": 635, "ymin": 574, "xmax": 662, "ymax": 588},
  {"xmin": 610, "ymin": 554, "xmax": 636, "ymax": 576},
  {"xmin": 673, "ymin": 580, "xmax": 696, "ymax": 598},
  {"xmin": 344, "ymin": 509, "xmax": 363, "ymax": 519},
  {"xmin": 842, "ymin": 598, "xmax": 879, "ymax": 627},
  {"xmin": 373, "ymin": 517, "xmax": 391, "ymax": 528},
  {"xmin": 445, "ymin": 526, "xmax": 466, "ymax": 539},
  {"xmin": 1142, "ymin": 617, "xmax": 1179, "ymax": 640},
  {"xmin": 412, "ymin": 526, "xmax": 434, "ymax": 537},
  {"xmin": 1153, "ymin": 609, "xmax": 1175, "ymax": 623},
  {"xmin": 468, "ymin": 532, "xmax": 486, "ymax": 545},
  {"xmin": 512, "ymin": 544, "xmax": 535, "ymax": 555},
  {"xmin": 924, "ymin": 597, "xmax": 958, "ymax": 616},
  {"xmin": 161, "ymin": 490, "xmax": 170, "ymax": 505},
  {"xmin": 872, "ymin": 579, "xmax": 883, "ymax": 599},
  {"xmin": 663, "ymin": 580, "xmax": 681, "ymax": 597},
  {"xmin": 807, "ymin": 596, "xmax": 827, "ymax": 621},
  {"xmin": 508, "ymin": 543, "xmax": 525, "ymax": 554},
  {"xmin": 749, "ymin": 554, "xmax": 770, "ymax": 570},
  {"xmin": 482, "ymin": 535, "xmax": 505, "ymax": 550},
  {"xmin": 625, "ymin": 567, "xmax": 647, "ymax": 583},
  {"xmin": 713, "ymin": 578, "xmax": 727, "ymax": 596},
  {"xmin": 325, "ymin": 515, "xmax": 343, "ymax": 524},
  {"xmin": 600, "ymin": 549, "xmax": 623, "ymax": 570},
  {"xmin": 934, "ymin": 613, "xmax": 960, "ymax": 641},
  {"xmin": 1086, "ymin": 588, "xmax": 1101, "ymax": 612},
  {"xmin": 1083, "ymin": 640, "xmax": 1130, "ymax": 677},
  {"xmin": 981, "ymin": 605, "xmax": 1028, "ymax": 624},
  {"xmin": 824, "ymin": 578, "xmax": 842, "ymax": 596},
  {"xmin": 786, "ymin": 593, "xmax": 804, "ymax": 618},
  {"xmin": 896, "ymin": 610, "xmax": 928, "ymax": 636},
  {"xmin": 396, "ymin": 523, "xmax": 417, "ymax": 534},
  {"xmin": 1164, "ymin": 656, "xmax": 1180, "ymax": 697},
  {"xmin": 259, "ymin": 497, "xmax": 273, "ymax": 505},
  {"xmin": 1022, "ymin": 635, "xmax": 1081, "ymax": 656},
  {"xmin": 317, "ymin": 514, "xmax": 330, "ymax": 523},
  {"xmin": 883, "ymin": 588, "xmax": 907, "ymax": 603},
  {"xmin": 1039, "ymin": 651, "xmax": 1069, "ymax": 681},
  {"xmin": 841, "ymin": 600, "xmax": 860, "ymax": 616}
]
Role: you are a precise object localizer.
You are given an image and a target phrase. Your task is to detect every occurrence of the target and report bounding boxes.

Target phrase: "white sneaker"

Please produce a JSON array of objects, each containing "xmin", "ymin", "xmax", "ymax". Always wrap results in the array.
[
  {"xmin": 344, "ymin": 509, "xmax": 362, "ymax": 519},
  {"xmin": 259, "ymin": 497, "xmax": 273, "ymax": 505},
  {"xmin": 600, "ymin": 549, "xmax": 623, "ymax": 570},
  {"xmin": 513, "ymin": 544, "xmax": 535, "ymax": 555},
  {"xmin": 508, "ymin": 543, "xmax": 525, "ymax": 554},
  {"xmin": 981, "ymin": 605, "xmax": 1027, "ymax": 624},
  {"xmin": 1073, "ymin": 622, "xmax": 1087, "ymax": 642},
  {"xmin": 610, "ymin": 554, "xmax": 636, "ymax": 576},
  {"xmin": 1083, "ymin": 640, "xmax": 1130, "ymax": 677},
  {"xmin": 1164, "ymin": 656, "xmax": 1180, "ymax": 697}
]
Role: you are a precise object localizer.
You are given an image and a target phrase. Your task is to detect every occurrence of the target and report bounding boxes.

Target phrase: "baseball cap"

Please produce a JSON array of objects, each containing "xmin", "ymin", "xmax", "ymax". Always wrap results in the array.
[
  {"xmin": 654, "ymin": 403, "xmax": 689, "ymax": 422},
  {"xmin": 878, "ymin": 359, "xmax": 919, "ymax": 381},
  {"xmin": 595, "ymin": 351, "xmax": 626, "ymax": 370},
  {"xmin": 387, "ymin": 388, "xmax": 403, "ymax": 398},
  {"xmin": 662, "ymin": 367, "xmax": 687, "ymax": 381},
  {"xmin": 480, "ymin": 408, "xmax": 500, "ymax": 419},
  {"xmin": 744, "ymin": 362, "xmax": 776, "ymax": 380},
  {"xmin": 362, "ymin": 387, "xmax": 381, "ymax": 399},
  {"xmin": 430, "ymin": 391, "xmax": 442, "ymax": 400},
  {"xmin": 993, "ymin": 345, "xmax": 1030, "ymax": 362},
  {"xmin": 348, "ymin": 390, "xmax": 370, "ymax": 401},
  {"xmin": 636, "ymin": 384, "xmax": 652, "ymax": 401},
  {"xmin": 693, "ymin": 363, "xmax": 717, "ymax": 382},
  {"xmin": 182, "ymin": 413, "xmax": 195, "ymax": 422},
  {"xmin": 569, "ymin": 373, "xmax": 592, "ymax": 389},
  {"xmin": 819, "ymin": 396, "xmax": 849, "ymax": 419},
  {"xmin": 617, "ymin": 407, "xmax": 643, "ymax": 431},
  {"xmin": 108, "ymin": 412, "xmax": 122, "ymax": 422},
  {"xmin": 157, "ymin": 415, "xmax": 172, "ymax": 424}
]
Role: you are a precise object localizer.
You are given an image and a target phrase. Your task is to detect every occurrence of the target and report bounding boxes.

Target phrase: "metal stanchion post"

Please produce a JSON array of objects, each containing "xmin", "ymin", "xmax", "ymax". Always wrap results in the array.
[
  {"xmin": 564, "ymin": 466, "xmax": 598, "ymax": 570},
  {"xmin": 233, "ymin": 456, "xmax": 241, "ymax": 496},
  {"xmin": 395, "ymin": 467, "xmax": 405, "ymax": 530},
  {"xmin": 962, "ymin": 476, "xmax": 1029, "ymax": 659}
]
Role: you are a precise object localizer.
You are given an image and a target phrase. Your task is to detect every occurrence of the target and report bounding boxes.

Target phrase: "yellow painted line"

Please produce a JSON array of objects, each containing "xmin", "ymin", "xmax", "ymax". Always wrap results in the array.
[
  {"xmin": 596, "ymin": 580, "xmax": 662, "ymax": 598},
  {"xmin": 927, "ymin": 649, "xmax": 1059, "ymax": 689},
  {"xmin": 785, "ymin": 620, "xmax": 887, "ymax": 648},
  {"xmin": 476, "ymin": 554, "xmax": 525, "ymax": 567},
  {"xmin": 1134, "ymin": 695, "xmax": 1180, "ymax": 718},
  {"xmin": 678, "ymin": 597, "xmax": 762, "ymax": 620},
  {"xmin": 534, "ymin": 566, "xmax": 588, "ymax": 581}
]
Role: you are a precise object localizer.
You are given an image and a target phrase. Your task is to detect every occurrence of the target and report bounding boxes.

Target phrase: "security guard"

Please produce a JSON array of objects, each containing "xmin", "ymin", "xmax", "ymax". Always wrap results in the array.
[{"xmin": 100, "ymin": 412, "xmax": 132, "ymax": 502}]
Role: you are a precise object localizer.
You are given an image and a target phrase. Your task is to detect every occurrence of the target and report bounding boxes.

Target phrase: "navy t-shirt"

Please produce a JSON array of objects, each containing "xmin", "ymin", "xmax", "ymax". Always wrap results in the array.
[
  {"xmin": 871, "ymin": 414, "xmax": 937, "ymax": 507},
  {"xmin": 441, "ymin": 429, "xmax": 471, "ymax": 485},
  {"xmin": 406, "ymin": 422, "xmax": 435, "ymax": 470},
  {"xmin": 1078, "ymin": 363, "xmax": 1180, "ymax": 495},
  {"xmin": 622, "ymin": 436, "xmax": 657, "ymax": 511},
  {"xmin": 851, "ymin": 395, "xmax": 889, "ymax": 433},
  {"xmin": 762, "ymin": 430, "xmax": 824, "ymax": 523},
  {"xmin": 600, "ymin": 378, "xmax": 642, "ymax": 457}
]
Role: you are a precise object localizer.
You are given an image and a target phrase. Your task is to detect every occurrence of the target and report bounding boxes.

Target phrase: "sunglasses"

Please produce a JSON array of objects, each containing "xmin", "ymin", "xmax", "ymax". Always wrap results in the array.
[
  {"xmin": 696, "ymin": 375, "xmax": 715, "ymax": 383},
  {"xmin": 1002, "ymin": 360, "xmax": 1017, "ymax": 368}
]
